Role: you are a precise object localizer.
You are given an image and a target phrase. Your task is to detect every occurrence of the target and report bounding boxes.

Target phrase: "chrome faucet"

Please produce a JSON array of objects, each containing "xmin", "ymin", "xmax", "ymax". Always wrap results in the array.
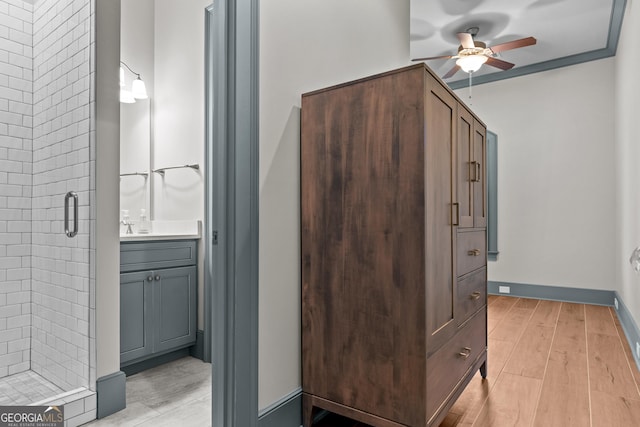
[{"xmin": 121, "ymin": 218, "xmax": 133, "ymax": 234}]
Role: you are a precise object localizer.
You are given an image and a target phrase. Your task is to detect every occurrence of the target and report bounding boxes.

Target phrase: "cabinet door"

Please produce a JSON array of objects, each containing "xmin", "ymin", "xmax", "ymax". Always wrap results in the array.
[
  {"xmin": 425, "ymin": 73, "xmax": 458, "ymax": 352},
  {"xmin": 120, "ymin": 271, "xmax": 153, "ymax": 364},
  {"xmin": 457, "ymin": 106, "xmax": 474, "ymax": 228},
  {"xmin": 473, "ymin": 120, "xmax": 487, "ymax": 227},
  {"xmin": 153, "ymin": 266, "xmax": 197, "ymax": 353}
]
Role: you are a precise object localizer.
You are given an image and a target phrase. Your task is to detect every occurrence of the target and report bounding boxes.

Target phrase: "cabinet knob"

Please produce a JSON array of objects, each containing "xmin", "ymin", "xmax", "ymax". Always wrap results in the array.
[
  {"xmin": 468, "ymin": 249, "xmax": 481, "ymax": 256},
  {"xmin": 155, "ymin": 275, "xmax": 161, "ymax": 281},
  {"xmin": 458, "ymin": 347, "xmax": 472, "ymax": 359},
  {"xmin": 470, "ymin": 291, "xmax": 481, "ymax": 300},
  {"xmin": 147, "ymin": 276, "xmax": 153, "ymax": 282}
]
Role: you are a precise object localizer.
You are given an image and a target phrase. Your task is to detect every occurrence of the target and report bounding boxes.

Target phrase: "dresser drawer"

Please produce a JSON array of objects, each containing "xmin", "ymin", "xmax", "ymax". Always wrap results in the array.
[
  {"xmin": 457, "ymin": 268, "xmax": 486, "ymax": 325},
  {"xmin": 426, "ymin": 309, "xmax": 486, "ymax": 421},
  {"xmin": 457, "ymin": 231, "xmax": 486, "ymax": 276}
]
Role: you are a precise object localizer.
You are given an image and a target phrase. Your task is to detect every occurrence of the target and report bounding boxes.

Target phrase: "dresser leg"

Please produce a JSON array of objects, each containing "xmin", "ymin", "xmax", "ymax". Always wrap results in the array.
[
  {"xmin": 302, "ymin": 394, "xmax": 317, "ymax": 427},
  {"xmin": 480, "ymin": 361, "xmax": 487, "ymax": 379}
]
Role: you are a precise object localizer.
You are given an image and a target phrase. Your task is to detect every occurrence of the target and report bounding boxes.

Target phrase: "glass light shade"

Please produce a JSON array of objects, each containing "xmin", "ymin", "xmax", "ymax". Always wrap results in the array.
[
  {"xmin": 631, "ymin": 247, "xmax": 640, "ymax": 273},
  {"xmin": 131, "ymin": 77, "xmax": 148, "ymax": 99},
  {"xmin": 119, "ymin": 66, "xmax": 125, "ymax": 87},
  {"xmin": 120, "ymin": 89, "xmax": 135, "ymax": 104},
  {"xmin": 456, "ymin": 55, "xmax": 488, "ymax": 73}
]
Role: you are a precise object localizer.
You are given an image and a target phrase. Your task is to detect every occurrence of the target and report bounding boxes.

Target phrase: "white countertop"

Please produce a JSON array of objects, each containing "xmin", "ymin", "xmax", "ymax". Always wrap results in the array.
[{"xmin": 120, "ymin": 220, "xmax": 202, "ymax": 242}]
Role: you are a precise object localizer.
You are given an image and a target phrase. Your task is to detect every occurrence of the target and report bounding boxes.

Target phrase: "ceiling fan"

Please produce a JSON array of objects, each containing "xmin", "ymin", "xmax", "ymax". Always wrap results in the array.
[{"xmin": 412, "ymin": 28, "xmax": 537, "ymax": 79}]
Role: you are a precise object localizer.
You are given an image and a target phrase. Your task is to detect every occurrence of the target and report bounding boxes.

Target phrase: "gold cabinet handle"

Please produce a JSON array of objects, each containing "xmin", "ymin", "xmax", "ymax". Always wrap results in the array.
[
  {"xmin": 458, "ymin": 347, "xmax": 472, "ymax": 359},
  {"xmin": 470, "ymin": 291, "xmax": 481, "ymax": 300},
  {"xmin": 467, "ymin": 249, "xmax": 481, "ymax": 256},
  {"xmin": 452, "ymin": 203, "xmax": 460, "ymax": 226},
  {"xmin": 469, "ymin": 161, "xmax": 481, "ymax": 182}
]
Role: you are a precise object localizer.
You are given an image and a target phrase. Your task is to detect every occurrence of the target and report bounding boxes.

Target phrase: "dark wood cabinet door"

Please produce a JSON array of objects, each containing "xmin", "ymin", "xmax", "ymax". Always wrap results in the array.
[
  {"xmin": 424, "ymin": 74, "xmax": 457, "ymax": 353},
  {"xmin": 457, "ymin": 109, "xmax": 487, "ymax": 229},
  {"xmin": 457, "ymin": 106, "xmax": 474, "ymax": 228},
  {"xmin": 473, "ymin": 120, "xmax": 487, "ymax": 227}
]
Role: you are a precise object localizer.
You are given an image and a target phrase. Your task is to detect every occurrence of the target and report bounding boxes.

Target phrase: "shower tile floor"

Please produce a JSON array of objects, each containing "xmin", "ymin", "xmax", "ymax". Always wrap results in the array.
[{"xmin": 0, "ymin": 370, "xmax": 65, "ymax": 405}]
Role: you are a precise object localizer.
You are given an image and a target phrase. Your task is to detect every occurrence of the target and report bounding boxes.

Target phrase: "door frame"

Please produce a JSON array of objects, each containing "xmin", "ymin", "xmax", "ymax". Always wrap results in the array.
[{"xmin": 205, "ymin": 1, "xmax": 259, "ymax": 426}]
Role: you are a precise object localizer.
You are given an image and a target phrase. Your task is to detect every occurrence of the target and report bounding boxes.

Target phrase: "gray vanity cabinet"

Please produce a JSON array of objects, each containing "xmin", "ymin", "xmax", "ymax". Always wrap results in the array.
[
  {"xmin": 120, "ymin": 270, "xmax": 153, "ymax": 362},
  {"xmin": 120, "ymin": 240, "xmax": 197, "ymax": 366}
]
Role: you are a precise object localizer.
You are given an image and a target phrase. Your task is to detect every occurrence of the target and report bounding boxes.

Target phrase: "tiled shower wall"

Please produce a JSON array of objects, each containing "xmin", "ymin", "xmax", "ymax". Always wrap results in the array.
[
  {"xmin": 31, "ymin": 0, "xmax": 92, "ymax": 391},
  {"xmin": 0, "ymin": 0, "xmax": 34, "ymax": 379},
  {"xmin": 0, "ymin": 0, "xmax": 93, "ymax": 395}
]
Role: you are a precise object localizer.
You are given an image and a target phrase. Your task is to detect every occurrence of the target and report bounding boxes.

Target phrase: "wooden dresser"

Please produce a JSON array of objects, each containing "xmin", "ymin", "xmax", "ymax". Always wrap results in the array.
[{"xmin": 301, "ymin": 63, "xmax": 488, "ymax": 427}]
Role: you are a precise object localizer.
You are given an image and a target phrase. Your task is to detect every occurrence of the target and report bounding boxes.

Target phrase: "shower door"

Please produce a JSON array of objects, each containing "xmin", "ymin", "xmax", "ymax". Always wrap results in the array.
[{"xmin": 30, "ymin": 0, "xmax": 94, "ymax": 393}]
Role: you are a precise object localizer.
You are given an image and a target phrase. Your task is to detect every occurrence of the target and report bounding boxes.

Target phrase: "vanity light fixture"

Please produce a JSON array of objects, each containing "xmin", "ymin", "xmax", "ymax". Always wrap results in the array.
[
  {"xmin": 120, "ymin": 61, "xmax": 148, "ymax": 103},
  {"xmin": 630, "ymin": 246, "xmax": 640, "ymax": 273},
  {"xmin": 120, "ymin": 88, "xmax": 136, "ymax": 104}
]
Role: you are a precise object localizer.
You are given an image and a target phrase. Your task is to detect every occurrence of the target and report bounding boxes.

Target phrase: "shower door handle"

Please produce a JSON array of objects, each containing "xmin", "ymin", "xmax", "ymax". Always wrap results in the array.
[{"xmin": 65, "ymin": 191, "xmax": 78, "ymax": 238}]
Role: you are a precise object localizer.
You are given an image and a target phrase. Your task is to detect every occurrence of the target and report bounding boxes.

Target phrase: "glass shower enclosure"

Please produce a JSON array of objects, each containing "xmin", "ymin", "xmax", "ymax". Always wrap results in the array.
[{"xmin": 0, "ymin": 0, "xmax": 95, "ymax": 416}]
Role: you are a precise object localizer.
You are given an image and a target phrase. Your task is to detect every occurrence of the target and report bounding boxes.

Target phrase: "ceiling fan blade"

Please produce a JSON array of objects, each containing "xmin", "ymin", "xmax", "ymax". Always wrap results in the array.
[
  {"xmin": 442, "ymin": 64, "xmax": 461, "ymax": 79},
  {"xmin": 411, "ymin": 55, "xmax": 454, "ymax": 61},
  {"xmin": 489, "ymin": 36, "xmax": 537, "ymax": 54},
  {"xmin": 485, "ymin": 57, "xmax": 515, "ymax": 70},
  {"xmin": 457, "ymin": 32, "xmax": 475, "ymax": 49}
]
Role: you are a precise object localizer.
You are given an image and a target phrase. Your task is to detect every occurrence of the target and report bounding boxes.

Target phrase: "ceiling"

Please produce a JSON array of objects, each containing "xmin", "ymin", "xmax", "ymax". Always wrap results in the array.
[{"xmin": 410, "ymin": 0, "xmax": 626, "ymax": 89}]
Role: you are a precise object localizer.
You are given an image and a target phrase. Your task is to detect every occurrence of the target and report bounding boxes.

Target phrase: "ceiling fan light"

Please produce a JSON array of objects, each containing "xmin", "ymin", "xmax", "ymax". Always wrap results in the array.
[{"xmin": 456, "ymin": 55, "xmax": 488, "ymax": 73}]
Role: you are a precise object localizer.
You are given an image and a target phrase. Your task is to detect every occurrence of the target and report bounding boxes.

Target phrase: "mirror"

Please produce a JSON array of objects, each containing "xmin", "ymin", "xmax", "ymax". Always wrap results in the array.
[{"xmin": 120, "ymin": 98, "xmax": 151, "ymax": 222}]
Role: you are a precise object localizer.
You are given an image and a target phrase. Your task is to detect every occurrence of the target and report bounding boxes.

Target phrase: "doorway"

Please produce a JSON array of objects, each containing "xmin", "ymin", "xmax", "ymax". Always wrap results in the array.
[
  {"xmin": 114, "ymin": 1, "xmax": 260, "ymax": 427},
  {"xmin": 205, "ymin": 1, "xmax": 260, "ymax": 426}
]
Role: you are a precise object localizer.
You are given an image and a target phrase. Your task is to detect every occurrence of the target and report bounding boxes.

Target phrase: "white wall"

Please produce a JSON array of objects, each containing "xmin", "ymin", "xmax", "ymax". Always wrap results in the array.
[
  {"xmin": 615, "ymin": 0, "xmax": 640, "ymax": 325},
  {"xmin": 259, "ymin": 0, "xmax": 410, "ymax": 410},
  {"xmin": 454, "ymin": 59, "xmax": 616, "ymax": 291}
]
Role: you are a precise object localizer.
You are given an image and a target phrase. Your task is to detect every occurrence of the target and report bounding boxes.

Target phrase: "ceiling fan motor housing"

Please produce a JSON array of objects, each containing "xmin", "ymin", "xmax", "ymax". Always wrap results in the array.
[{"xmin": 457, "ymin": 40, "xmax": 490, "ymax": 58}]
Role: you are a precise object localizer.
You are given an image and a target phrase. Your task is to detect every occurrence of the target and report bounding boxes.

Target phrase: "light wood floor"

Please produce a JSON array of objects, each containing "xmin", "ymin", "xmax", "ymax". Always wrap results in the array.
[
  {"xmin": 81, "ymin": 296, "xmax": 640, "ymax": 426},
  {"xmin": 317, "ymin": 295, "xmax": 640, "ymax": 427}
]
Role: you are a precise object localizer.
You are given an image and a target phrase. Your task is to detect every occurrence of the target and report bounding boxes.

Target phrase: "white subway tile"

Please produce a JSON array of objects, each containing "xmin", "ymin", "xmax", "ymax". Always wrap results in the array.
[
  {"xmin": 0, "ymin": 37, "xmax": 24, "ymax": 55},
  {"xmin": 7, "ymin": 52, "xmax": 29, "ymax": 69},
  {"xmin": 0, "ymin": 13, "xmax": 23, "ymax": 32},
  {"xmin": 6, "ymin": 314, "xmax": 29, "ymax": 329},
  {"xmin": 8, "ymin": 5, "xmax": 32, "ymax": 23},
  {"xmin": 8, "ymin": 361, "xmax": 29, "ymax": 376},
  {"xmin": 6, "ymin": 267, "xmax": 28, "ymax": 281}
]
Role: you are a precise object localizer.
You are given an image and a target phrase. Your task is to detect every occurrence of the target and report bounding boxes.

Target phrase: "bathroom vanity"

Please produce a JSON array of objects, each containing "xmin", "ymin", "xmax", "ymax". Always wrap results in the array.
[{"xmin": 119, "ymin": 235, "xmax": 199, "ymax": 369}]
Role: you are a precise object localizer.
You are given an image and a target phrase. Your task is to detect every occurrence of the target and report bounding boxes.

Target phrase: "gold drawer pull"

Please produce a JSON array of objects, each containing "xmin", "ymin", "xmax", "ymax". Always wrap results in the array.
[
  {"xmin": 467, "ymin": 249, "xmax": 481, "ymax": 256},
  {"xmin": 458, "ymin": 347, "xmax": 471, "ymax": 359},
  {"xmin": 470, "ymin": 291, "xmax": 481, "ymax": 300}
]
